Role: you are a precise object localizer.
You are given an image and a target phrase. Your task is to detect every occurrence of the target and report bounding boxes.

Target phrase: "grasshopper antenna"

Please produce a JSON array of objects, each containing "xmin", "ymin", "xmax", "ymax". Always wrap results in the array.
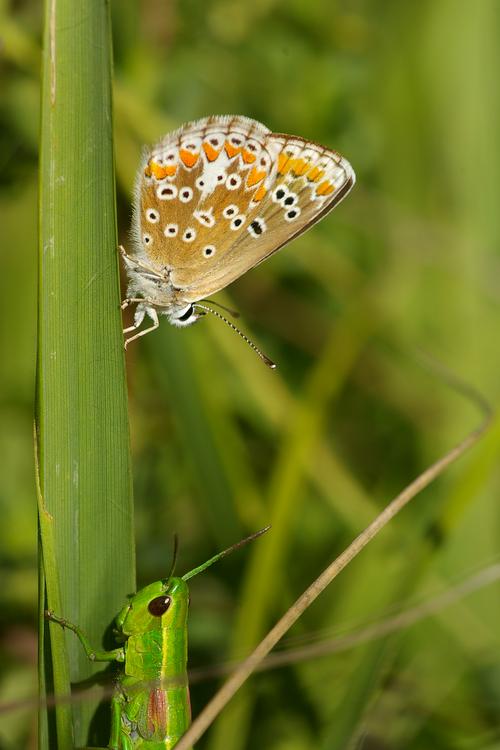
[
  {"xmin": 194, "ymin": 303, "xmax": 276, "ymax": 370},
  {"xmin": 164, "ymin": 534, "xmax": 179, "ymax": 584},
  {"xmin": 182, "ymin": 526, "xmax": 271, "ymax": 582}
]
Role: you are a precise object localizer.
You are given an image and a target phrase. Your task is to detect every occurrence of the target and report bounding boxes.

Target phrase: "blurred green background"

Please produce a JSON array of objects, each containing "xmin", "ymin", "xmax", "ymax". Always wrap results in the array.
[{"xmin": 1, "ymin": 1, "xmax": 500, "ymax": 748}]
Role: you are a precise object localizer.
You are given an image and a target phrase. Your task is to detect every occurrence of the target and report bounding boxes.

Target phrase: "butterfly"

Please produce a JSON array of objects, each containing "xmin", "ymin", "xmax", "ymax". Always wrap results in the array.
[{"xmin": 121, "ymin": 115, "xmax": 355, "ymax": 367}]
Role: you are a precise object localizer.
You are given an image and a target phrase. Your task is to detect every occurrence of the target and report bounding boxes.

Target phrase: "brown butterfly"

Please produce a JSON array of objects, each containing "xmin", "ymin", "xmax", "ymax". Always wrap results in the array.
[{"xmin": 121, "ymin": 115, "xmax": 355, "ymax": 366}]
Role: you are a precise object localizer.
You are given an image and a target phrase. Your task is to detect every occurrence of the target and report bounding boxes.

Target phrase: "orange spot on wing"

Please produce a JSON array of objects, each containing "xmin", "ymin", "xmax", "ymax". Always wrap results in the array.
[
  {"xmin": 279, "ymin": 154, "xmax": 298, "ymax": 174},
  {"xmin": 242, "ymin": 149, "xmax": 256, "ymax": 164},
  {"xmin": 150, "ymin": 162, "xmax": 168, "ymax": 180},
  {"xmin": 180, "ymin": 149, "xmax": 199, "ymax": 168},
  {"xmin": 252, "ymin": 184, "xmax": 267, "ymax": 202},
  {"xmin": 277, "ymin": 153, "xmax": 289, "ymax": 174},
  {"xmin": 246, "ymin": 167, "xmax": 266, "ymax": 187},
  {"xmin": 144, "ymin": 163, "xmax": 152, "ymax": 177},
  {"xmin": 164, "ymin": 165, "xmax": 177, "ymax": 177},
  {"xmin": 307, "ymin": 166, "xmax": 324, "ymax": 182},
  {"xmin": 316, "ymin": 180, "xmax": 335, "ymax": 196},
  {"xmin": 225, "ymin": 141, "xmax": 241, "ymax": 159},
  {"xmin": 292, "ymin": 158, "xmax": 309, "ymax": 176},
  {"xmin": 203, "ymin": 143, "xmax": 220, "ymax": 162}
]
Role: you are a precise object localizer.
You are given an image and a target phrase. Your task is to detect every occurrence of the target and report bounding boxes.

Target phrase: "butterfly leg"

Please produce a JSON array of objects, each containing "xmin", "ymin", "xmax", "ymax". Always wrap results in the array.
[
  {"xmin": 121, "ymin": 297, "xmax": 147, "ymax": 310},
  {"xmin": 123, "ymin": 306, "xmax": 159, "ymax": 348},
  {"xmin": 118, "ymin": 245, "xmax": 160, "ymax": 277},
  {"xmin": 123, "ymin": 304, "xmax": 146, "ymax": 334}
]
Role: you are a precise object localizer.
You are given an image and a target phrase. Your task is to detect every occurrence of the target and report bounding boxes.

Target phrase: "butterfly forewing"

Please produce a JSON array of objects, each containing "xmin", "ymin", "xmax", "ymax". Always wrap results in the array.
[{"xmin": 133, "ymin": 115, "xmax": 355, "ymax": 301}]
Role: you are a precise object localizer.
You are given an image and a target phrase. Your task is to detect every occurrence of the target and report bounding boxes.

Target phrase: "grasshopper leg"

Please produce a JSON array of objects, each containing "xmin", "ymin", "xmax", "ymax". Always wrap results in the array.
[
  {"xmin": 108, "ymin": 690, "xmax": 123, "ymax": 750},
  {"xmin": 45, "ymin": 610, "xmax": 125, "ymax": 663}
]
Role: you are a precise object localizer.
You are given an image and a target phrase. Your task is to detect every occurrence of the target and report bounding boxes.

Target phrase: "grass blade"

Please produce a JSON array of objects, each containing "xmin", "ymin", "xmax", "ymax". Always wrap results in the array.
[{"xmin": 37, "ymin": 1, "xmax": 135, "ymax": 746}]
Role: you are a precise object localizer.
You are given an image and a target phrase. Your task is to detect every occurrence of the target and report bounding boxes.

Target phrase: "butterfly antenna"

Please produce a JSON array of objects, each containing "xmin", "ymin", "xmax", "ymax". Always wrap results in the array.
[
  {"xmin": 203, "ymin": 298, "xmax": 241, "ymax": 318},
  {"xmin": 194, "ymin": 303, "xmax": 277, "ymax": 370}
]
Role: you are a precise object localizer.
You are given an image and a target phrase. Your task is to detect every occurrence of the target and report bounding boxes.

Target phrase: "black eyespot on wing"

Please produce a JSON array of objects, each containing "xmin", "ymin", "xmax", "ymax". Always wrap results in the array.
[
  {"xmin": 148, "ymin": 595, "xmax": 171, "ymax": 616},
  {"xmin": 250, "ymin": 220, "xmax": 263, "ymax": 235},
  {"xmin": 276, "ymin": 189, "xmax": 285, "ymax": 200}
]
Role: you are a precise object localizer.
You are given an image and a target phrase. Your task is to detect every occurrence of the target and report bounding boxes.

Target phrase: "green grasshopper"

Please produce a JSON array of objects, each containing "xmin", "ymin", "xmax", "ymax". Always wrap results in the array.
[{"xmin": 46, "ymin": 527, "xmax": 269, "ymax": 749}]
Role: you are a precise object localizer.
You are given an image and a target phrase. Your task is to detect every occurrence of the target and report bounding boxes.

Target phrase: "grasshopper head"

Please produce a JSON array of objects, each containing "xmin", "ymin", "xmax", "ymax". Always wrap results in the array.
[
  {"xmin": 116, "ymin": 577, "xmax": 189, "ymax": 636},
  {"xmin": 114, "ymin": 528, "xmax": 270, "ymax": 638}
]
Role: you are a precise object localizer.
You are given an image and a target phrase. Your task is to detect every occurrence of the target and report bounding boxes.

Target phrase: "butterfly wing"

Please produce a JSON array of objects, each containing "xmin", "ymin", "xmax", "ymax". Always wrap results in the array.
[{"xmin": 132, "ymin": 115, "xmax": 355, "ymax": 301}]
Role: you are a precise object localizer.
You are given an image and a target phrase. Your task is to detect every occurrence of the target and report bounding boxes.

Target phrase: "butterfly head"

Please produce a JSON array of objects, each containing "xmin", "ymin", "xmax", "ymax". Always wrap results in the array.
[{"xmin": 121, "ymin": 251, "xmax": 201, "ymax": 327}]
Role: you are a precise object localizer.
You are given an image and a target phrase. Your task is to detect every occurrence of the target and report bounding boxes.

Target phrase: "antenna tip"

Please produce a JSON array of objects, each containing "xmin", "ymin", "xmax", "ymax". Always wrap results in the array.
[{"xmin": 264, "ymin": 357, "xmax": 277, "ymax": 370}]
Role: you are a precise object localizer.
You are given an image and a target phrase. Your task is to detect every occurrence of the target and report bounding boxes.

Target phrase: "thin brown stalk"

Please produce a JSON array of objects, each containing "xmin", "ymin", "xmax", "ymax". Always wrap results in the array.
[{"xmin": 173, "ymin": 405, "xmax": 491, "ymax": 750}]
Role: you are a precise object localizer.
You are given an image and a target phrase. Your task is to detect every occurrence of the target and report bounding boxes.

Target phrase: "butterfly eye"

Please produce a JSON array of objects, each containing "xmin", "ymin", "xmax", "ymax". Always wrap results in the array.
[
  {"xmin": 230, "ymin": 215, "xmax": 246, "ymax": 230},
  {"xmin": 157, "ymin": 185, "xmax": 177, "ymax": 200},
  {"xmin": 148, "ymin": 595, "xmax": 171, "ymax": 617},
  {"xmin": 146, "ymin": 208, "xmax": 160, "ymax": 223},
  {"xmin": 179, "ymin": 187, "xmax": 193, "ymax": 203},
  {"xmin": 203, "ymin": 245, "xmax": 216, "ymax": 258},
  {"xmin": 177, "ymin": 305, "xmax": 195, "ymax": 322}
]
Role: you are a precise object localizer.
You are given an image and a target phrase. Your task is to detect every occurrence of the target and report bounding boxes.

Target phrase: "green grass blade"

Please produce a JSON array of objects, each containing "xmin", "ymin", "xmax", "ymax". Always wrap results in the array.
[{"xmin": 37, "ymin": 1, "xmax": 135, "ymax": 746}]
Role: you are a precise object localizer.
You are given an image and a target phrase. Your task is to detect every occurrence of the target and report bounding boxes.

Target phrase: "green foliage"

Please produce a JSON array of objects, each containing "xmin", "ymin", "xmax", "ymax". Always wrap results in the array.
[{"xmin": 1, "ymin": 1, "xmax": 500, "ymax": 749}]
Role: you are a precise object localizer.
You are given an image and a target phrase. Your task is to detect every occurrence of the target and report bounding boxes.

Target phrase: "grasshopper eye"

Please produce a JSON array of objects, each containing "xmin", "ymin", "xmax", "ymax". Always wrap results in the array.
[{"xmin": 148, "ymin": 595, "xmax": 171, "ymax": 616}]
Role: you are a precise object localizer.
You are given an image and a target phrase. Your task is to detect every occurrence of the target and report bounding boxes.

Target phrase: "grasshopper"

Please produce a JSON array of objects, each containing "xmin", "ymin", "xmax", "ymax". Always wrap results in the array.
[{"xmin": 46, "ymin": 527, "xmax": 269, "ymax": 749}]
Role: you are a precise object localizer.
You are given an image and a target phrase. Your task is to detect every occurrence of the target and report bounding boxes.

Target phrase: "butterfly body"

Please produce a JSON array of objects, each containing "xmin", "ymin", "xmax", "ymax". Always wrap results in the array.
[{"xmin": 123, "ymin": 115, "xmax": 355, "ymax": 346}]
